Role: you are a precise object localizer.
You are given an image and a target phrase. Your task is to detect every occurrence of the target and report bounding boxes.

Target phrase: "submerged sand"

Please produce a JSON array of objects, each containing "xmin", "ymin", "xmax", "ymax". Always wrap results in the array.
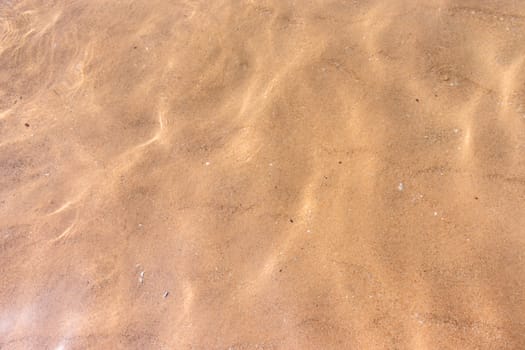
[{"xmin": 2, "ymin": 0, "xmax": 525, "ymax": 348}]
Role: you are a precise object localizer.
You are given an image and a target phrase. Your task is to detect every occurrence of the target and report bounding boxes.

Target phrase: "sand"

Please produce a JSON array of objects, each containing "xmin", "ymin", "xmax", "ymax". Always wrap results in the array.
[{"xmin": 2, "ymin": 0, "xmax": 525, "ymax": 349}]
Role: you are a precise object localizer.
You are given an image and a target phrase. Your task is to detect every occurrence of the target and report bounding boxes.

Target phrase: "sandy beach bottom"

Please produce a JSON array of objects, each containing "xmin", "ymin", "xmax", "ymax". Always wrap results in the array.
[{"xmin": 1, "ymin": 1, "xmax": 525, "ymax": 348}]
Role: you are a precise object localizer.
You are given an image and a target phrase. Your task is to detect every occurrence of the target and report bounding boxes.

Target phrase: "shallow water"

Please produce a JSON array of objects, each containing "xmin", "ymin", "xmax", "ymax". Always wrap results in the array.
[{"xmin": 2, "ymin": 0, "xmax": 525, "ymax": 348}]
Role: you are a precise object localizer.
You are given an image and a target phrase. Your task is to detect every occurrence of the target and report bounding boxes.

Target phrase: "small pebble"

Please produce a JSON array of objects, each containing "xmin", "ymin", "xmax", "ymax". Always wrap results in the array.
[
  {"xmin": 163, "ymin": 291, "xmax": 169, "ymax": 298},
  {"xmin": 139, "ymin": 271, "xmax": 144, "ymax": 284},
  {"xmin": 398, "ymin": 182, "xmax": 404, "ymax": 191}
]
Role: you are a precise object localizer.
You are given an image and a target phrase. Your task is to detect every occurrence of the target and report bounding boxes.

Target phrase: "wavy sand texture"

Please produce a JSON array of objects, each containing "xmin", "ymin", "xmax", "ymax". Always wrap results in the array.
[{"xmin": 1, "ymin": 0, "xmax": 525, "ymax": 349}]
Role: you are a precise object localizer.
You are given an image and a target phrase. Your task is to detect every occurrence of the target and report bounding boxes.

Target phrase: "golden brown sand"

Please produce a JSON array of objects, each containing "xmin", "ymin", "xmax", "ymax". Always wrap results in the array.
[{"xmin": 2, "ymin": 0, "xmax": 525, "ymax": 348}]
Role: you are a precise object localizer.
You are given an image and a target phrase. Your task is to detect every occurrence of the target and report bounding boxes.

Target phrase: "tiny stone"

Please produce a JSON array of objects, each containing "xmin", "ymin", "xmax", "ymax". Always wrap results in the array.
[
  {"xmin": 398, "ymin": 182, "xmax": 404, "ymax": 191},
  {"xmin": 163, "ymin": 291, "xmax": 169, "ymax": 298},
  {"xmin": 433, "ymin": 211, "xmax": 438, "ymax": 216}
]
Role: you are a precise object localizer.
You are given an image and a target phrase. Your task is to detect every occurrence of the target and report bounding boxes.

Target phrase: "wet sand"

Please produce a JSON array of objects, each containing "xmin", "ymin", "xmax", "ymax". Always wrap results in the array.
[{"xmin": 2, "ymin": 0, "xmax": 525, "ymax": 349}]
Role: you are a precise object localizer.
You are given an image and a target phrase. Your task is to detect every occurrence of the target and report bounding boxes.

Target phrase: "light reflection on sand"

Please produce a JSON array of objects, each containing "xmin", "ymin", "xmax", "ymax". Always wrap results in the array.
[{"xmin": 2, "ymin": 0, "xmax": 525, "ymax": 349}]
